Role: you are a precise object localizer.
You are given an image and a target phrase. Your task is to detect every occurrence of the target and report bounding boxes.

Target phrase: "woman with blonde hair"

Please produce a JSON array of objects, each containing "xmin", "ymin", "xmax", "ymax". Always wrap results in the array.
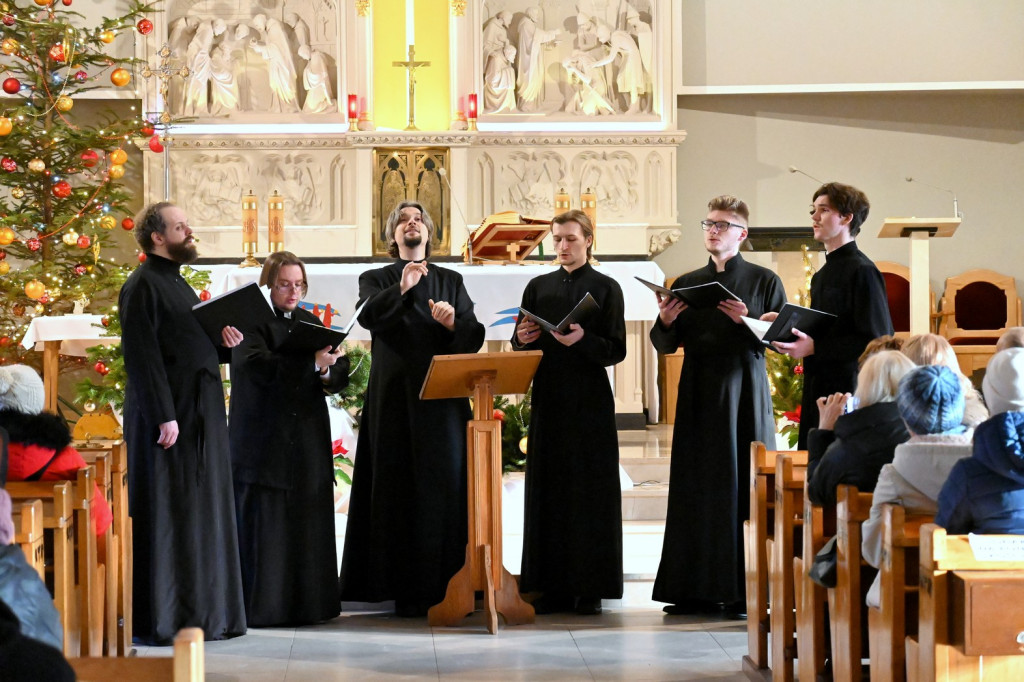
[
  {"xmin": 901, "ymin": 333, "xmax": 987, "ymax": 427},
  {"xmin": 806, "ymin": 350, "xmax": 916, "ymax": 505}
]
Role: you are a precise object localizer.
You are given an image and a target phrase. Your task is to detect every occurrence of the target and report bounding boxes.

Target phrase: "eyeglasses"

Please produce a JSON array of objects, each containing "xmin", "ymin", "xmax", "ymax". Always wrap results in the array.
[
  {"xmin": 274, "ymin": 281, "xmax": 305, "ymax": 292},
  {"xmin": 700, "ymin": 220, "xmax": 744, "ymax": 232}
]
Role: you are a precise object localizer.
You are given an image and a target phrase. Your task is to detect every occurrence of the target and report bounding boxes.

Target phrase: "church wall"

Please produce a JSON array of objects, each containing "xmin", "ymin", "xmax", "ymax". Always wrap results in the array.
[{"xmin": 660, "ymin": 91, "xmax": 1024, "ymax": 301}]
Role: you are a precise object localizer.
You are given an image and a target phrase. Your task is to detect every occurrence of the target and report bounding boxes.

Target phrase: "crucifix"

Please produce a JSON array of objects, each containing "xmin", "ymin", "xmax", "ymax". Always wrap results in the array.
[{"xmin": 393, "ymin": 45, "xmax": 431, "ymax": 131}]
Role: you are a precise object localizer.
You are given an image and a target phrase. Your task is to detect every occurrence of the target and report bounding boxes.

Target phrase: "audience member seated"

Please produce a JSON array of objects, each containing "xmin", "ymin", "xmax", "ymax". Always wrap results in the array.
[
  {"xmin": 861, "ymin": 365, "xmax": 972, "ymax": 607},
  {"xmin": 996, "ymin": 326, "xmax": 1024, "ymax": 352},
  {"xmin": 857, "ymin": 334, "xmax": 903, "ymax": 366},
  {"xmin": 0, "ymin": 365, "xmax": 112, "ymax": 536},
  {"xmin": 0, "ymin": 488, "xmax": 63, "ymax": 651},
  {"xmin": 936, "ymin": 348, "xmax": 1024, "ymax": 535},
  {"xmin": 0, "ymin": 598, "xmax": 74, "ymax": 682},
  {"xmin": 902, "ymin": 333, "xmax": 988, "ymax": 427},
  {"xmin": 807, "ymin": 350, "xmax": 915, "ymax": 505}
]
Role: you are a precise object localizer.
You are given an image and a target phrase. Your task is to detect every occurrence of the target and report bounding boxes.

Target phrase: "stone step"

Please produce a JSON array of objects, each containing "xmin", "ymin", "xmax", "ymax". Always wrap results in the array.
[
  {"xmin": 622, "ymin": 483, "xmax": 669, "ymax": 521},
  {"xmin": 619, "ymin": 456, "xmax": 671, "ymax": 484}
]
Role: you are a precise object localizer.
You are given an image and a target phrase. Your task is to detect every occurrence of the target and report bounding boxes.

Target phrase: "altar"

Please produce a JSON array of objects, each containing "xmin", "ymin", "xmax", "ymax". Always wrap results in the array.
[{"xmin": 203, "ymin": 260, "xmax": 666, "ymax": 425}]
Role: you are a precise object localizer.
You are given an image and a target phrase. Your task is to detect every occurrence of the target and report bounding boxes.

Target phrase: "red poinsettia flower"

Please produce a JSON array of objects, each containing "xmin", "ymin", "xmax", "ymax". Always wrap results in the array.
[
  {"xmin": 332, "ymin": 438, "xmax": 348, "ymax": 456},
  {"xmin": 783, "ymin": 406, "xmax": 801, "ymax": 423}
]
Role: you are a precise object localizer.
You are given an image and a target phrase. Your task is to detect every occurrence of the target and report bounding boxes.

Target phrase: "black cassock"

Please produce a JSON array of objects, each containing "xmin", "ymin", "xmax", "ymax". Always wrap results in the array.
[
  {"xmin": 651, "ymin": 255, "xmax": 786, "ymax": 606},
  {"xmin": 119, "ymin": 254, "xmax": 246, "ymax": 643},
  {"xmin": 229, "ymin": 306, "xmax": 350, "ymax": 626},
  {"xmin": 798, "ymin": 241, "xmax": 893, "ymax": 448},
  {"xmin": 339, "ymin": 261, "xmax": 484, "ymax": 607},
  {"xmin": 513, "ymin": 263, "xmax": 626, "ymax": 599}
]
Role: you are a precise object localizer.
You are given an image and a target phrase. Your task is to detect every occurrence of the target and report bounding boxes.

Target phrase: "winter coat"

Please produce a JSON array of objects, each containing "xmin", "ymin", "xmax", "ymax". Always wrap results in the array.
[{"xmin": 0, "ymin": 544, "xmax": 63, "ymax": 650}]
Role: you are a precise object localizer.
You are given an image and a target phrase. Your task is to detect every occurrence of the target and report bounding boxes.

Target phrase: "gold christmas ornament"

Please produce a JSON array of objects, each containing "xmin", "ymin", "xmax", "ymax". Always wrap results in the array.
[
  {"xmin": 108, "ymin": 148, "xmax": 128, "ymax": 165},
  {"xmin": 108, "ymin": 164, "xmax": 125, "ymax": 179},
  {"xmin": 0, "ymin": 261, "xmax": 9, "ymax": 275},
  {"xmin": 99, "ymin": 30, "xmax": 115, "ymax": 44},
  {"xmin": 0, "ymin": 117, "xmax": 11, "ymax": 135},
  {"xmin": 62, "ymin": 230, "xmax": 78, "ymax": 245},
  {"xmin": 110, "ymin": 67, "xmax": 131, "ymax": 87},
  {"xmin": 1, "ymin": 38, "xmax": 18, "ymax": 55},
  {"xmin": 24, "ymin": 279, "xmax": 45, "ymax": 299},
  {"xmin": 10, "ymin": 187, "xmax": 23, "ymax": 199},
  {"xmin": 0, "ymin": 227, "xmax": 14, "ymax": 245},
  {"xmin": 55, "ymin": 95, "xmax": 73, "ymax": 112},
  {"xmin": 99, "ymin": 215, "xmax": 116, "ymax": 230},
  {"xmin": 84, "ymin": 401, "xmax": 97, "ymax": 412},
  {"xmin": 28, "ymin": 158, "xmax": 45, "ymax": 173},
  {"xmin": 519, "ymin": 436, "xmax": 528, "ymax": 454}
]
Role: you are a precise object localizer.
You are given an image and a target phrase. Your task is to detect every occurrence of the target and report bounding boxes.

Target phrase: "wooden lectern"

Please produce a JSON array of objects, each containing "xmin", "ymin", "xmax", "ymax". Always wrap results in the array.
[
  {"xmin": 420, "ymin": 350, "xmax": 542, "ymax": 634},
  {"xmin": 878, "ymin": 217, "xmax": 960, "ymax": 335},
  {"xmin": 465, "ymin": 211, "xmax": 550, "ymax": 265}
]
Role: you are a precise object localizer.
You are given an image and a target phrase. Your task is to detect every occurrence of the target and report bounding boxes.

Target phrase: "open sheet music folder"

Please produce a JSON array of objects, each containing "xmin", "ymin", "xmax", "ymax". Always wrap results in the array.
[
  {"xmin": 741, "ymin": 303, "xmax": 837, "ymax": 346},
  {"xmin": 634, "ymin": 277, "xmax": 741, "ymax": 308},
  {"xmin": 191, "ymin": 281, "xmax": 275, "ymax": 344},
  {"xmin": 519, "ymin": 292, "xmax": 600, "ymax": 334},
  {"xmin": 278, "ymin": 299, "xmax": 368, "ymax": 353}
]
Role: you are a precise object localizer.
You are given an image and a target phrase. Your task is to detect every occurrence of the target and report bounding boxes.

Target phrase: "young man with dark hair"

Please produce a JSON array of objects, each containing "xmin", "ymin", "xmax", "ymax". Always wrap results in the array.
[
  {"xmin": 771, "ymin": 182, "xmax": 894, "ymax": 448},
  {"xmin": 652, "ymin": 195, "xmax": 786, "ymax": 617}
]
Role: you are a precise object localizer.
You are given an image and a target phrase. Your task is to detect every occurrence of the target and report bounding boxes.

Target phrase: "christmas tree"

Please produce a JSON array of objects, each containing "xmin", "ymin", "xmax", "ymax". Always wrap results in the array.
[{"xmin": 0, "ymin": 0, "xmax": 163, "ymax": 370}]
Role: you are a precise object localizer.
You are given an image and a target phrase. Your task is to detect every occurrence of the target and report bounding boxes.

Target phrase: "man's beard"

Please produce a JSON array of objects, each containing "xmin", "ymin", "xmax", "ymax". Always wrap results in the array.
[
  {"xmin": 403, "ymin": 233, "xmax": 423, "ymax": 249},
  {"xmin": 166, "ymin": 240, "xmax": 198, "ymax": 264}
]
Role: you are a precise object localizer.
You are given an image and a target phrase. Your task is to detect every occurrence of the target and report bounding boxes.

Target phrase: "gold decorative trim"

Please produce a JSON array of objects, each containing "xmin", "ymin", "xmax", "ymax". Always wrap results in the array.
[
  {"xmin": 450, "ymin": 0, "xmax": 467, "ymax": 17},
  {"xmin": 356, "ymin": 0, "xmax": 371, "ymax": 18}
]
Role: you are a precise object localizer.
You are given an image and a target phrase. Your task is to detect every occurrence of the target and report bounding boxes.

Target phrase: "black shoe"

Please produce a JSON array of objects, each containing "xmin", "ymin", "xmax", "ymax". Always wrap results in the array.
[
  {"xmin": 723, "ymin": 600, "xmax": 747, "ymax": 619},
  {"xmin": 531, "ymin": 594, "xmax": 574, "ymax": 614},
  {"xmin": 662, "ymin": 599, "xmax": 716, "ymax": 616},
  {"xmin": 575, "ymin": 597, "xmax": 602, "ymax": 615}
]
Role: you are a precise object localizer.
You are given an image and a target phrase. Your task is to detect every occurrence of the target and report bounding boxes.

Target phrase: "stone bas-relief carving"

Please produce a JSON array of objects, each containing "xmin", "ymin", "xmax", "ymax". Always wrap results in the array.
[
  {"xmin": 166, "ymin": 3, "xmax": 338, "ymax": 117},
  {"xmin": 480, "ymin": 0, "xmax": 654, "ymax": 116},
  {"xmin": 648, "ymin": 228, "xmax": 680, "ymax": 257}
]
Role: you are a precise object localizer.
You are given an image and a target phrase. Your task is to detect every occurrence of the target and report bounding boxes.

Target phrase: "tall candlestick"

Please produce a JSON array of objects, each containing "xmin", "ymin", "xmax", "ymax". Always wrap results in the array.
[
  {"xmin": 554, "ymin": 187, "xmax": 571, "ymax": 215},
  {"xmin": 467, "ymin": 93, "xmax": 478, "ymax": 131},
  {"xmin": 348, "ymin": 94, "xmax": 358, "ymax": 132},
  {"xmin": 240, "ymin": 189, "xmax": 260, "ymax": 268},
  {"xmin": 581, "ymin": 187, "xmax": 597, "ymax": 258},
  {"xmin": 268, "ymin": 190, "xmax": 285, "ymax": 253}
]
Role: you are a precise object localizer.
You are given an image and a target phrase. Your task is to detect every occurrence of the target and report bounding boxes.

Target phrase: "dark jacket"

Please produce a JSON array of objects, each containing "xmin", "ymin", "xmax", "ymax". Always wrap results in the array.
[
  {"xmin": 0, "ymin": 597, "xmax": 73, "ymax": 682},
  {"xmin": 936, "ymin": 411, "xmax": 1024, "ymax": 534},
  {"xmin": 806, "ymin": 401, "xmax": 910, "ymax": 505},
  {"xmin": 0, "ymin": 544, "xmax": 63, "ymax": 650}
]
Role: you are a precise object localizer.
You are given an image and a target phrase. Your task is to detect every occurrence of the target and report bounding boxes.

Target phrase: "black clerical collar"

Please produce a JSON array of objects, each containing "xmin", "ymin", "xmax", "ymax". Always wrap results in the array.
[
  {"xmin": 560, "ymin": 262, "xmax": 592, "ymax": 281},
  {"xmin": 144, "ymin": 252, "xmax": 185, "ymax": 273},
  {"xmin": 825, "ymin": 240, "xmax": 860, "ymax": 261},
  {"xmin": 397, "ymin": 257, "xmax": 428, "ymax": 265},
  {"xmin": 274, "ymin": 307, "xmax": 293, "ymax": 320},
  {"xmin": 706, "ymin": 253, "xmax": 744, "ymax": 274}
]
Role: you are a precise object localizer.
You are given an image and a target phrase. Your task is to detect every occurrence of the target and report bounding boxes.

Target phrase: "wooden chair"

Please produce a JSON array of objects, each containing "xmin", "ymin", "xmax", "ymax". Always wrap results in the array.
[
  {"xmin": 867, "ymin": 505, "xmax": 932, "ymax": 682},
  {"xmin": 768, "ymin": 453, "xmax": 807, "ymax": 682},
  {"xmin": 5, "ymin": 480, "xmax": 76, "ymax": 657},
  {"xmin": 876, "ymin": 261, "xmax": 935, "ymax": 340},
  {"xmin": 70, "ymin": 627, "xmax": 204, "ymax": 682},
  {"xmin": 742, "ymin": 443, "xmax": 808, "ymax": 679},
  {"xmin": 829, "ymin": 486, "xmax": 873, "ymax": 682},
  {"xmin": 909, "ymin": 525, "xmax": 1024, "ymax": 682},
  {"xmin": 795, "ymin": 486, "xmax": 836, "ymax": 682},
  {"xmin": 11, "ymin": 498, "xmax": 45, "ymax": 579},
  {"xmin": 936, "ymin": 268, "xmax": 1023, "ymax": 375}
]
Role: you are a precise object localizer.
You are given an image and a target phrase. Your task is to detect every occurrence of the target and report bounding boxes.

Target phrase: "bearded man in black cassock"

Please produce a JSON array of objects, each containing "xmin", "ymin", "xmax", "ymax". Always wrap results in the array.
[
  {"xmin": 512, "ymin": 210, "xmax": 626, "ymax": 616},
  {"xmin": 339, "ymin": 201, "xmax": 484, "ymax": 617},
  {"xmin": 119, "ymin": 203, "xmax": 246, "ymax": 644},
  {"xmin": 651, "ymin": 195, "xmax": 786, "ymax": 617},
  {"xmin": 229, "ymin": 251, "xmax": 349, "ymax": 627}
]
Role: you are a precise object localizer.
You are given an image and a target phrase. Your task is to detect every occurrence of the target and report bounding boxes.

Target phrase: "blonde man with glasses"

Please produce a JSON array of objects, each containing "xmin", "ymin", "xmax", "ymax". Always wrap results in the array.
[
  {"xmin": 228, "ymin": 251, "xmax": 349, "ymax": 627},
  {"xmin": 649, "ymin": 195, "xmax": 786, "ymax": 618}
]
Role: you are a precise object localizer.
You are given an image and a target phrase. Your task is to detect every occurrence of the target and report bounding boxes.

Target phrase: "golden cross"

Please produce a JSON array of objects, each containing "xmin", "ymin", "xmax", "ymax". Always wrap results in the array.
[{"xmin": 392, "ymin": 45, "xmax": 431, "ymax": 131}]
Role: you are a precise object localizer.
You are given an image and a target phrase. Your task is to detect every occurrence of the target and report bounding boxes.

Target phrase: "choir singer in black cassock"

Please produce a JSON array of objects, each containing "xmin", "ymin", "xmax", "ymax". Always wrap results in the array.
[
  {"xmin": 512, "ymin": 209, "xmax": 626, "ymax": 616},
  {"xmin": 651, "ymin": 195, "xmax": 786, "ymax": 617},
  {"xmin": 339, "ymin": 201, "xmax": 485, "ymax": 618},
  {"xmin": 119, "ymin": 202, "xmax": 246, "ymax": 644},
  {"xmin": 229, "ymin": 252, "xmax": 349, "ymax": 627},
  {"xmin": 770, "ymin": 182, "xmax": 892, "ymax": 448}
]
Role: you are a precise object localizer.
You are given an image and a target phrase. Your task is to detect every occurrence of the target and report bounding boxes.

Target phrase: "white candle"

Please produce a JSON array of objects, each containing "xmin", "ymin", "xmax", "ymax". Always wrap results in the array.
[{"xmin": 406, "ymin": 0, "xmax": 415, "ymax": 46}]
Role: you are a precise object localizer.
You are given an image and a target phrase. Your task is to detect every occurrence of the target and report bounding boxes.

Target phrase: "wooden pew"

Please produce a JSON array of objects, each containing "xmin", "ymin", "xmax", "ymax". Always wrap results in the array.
[
  {"xmin": 11, "ymin": 497, "xmax": 46, "ymax": 579},
  {"xmin": 5, "ymin": 480, "xmax": 76, "ymax": 657},
  {"xmin": 72, "ymin": 465, "xmax": 104, "ymax": 657},
  {"xmin": 769, "ymin": 453, "xmax": 807, "ymax": 682},
  {"xmin": 795, "ymin": 486, "xmax": 835, "ymax": 682},
  {"xmin": 910, "ymin": 524, "xmax": 1024, "ymax": 681},
  {"xmin": 867, "ymin": 505, "xmax": 932, "ymax": 682},
  {"xmin": 743, "ymin": 443, "xmax": 808, "ymax": 680},
  {"xmin": 70, "ymin": 626, "xmax": 204, "ymax": 682},
  {"xmin": 829, "ymin": 485, "xmax": 873, "ymax": 682}
]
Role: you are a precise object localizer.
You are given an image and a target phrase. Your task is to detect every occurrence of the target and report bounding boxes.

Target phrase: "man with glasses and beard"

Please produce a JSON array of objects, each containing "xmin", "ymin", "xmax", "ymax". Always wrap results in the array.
[
  {"xmin": 650, "ymin": 195, "xmax": 786, "ymax": 618},
  {"xmin": 119, "ymin": 202, "xmax": 247, "ymax": 644},
  {"xmin": 339, "ymin": 201, "xmax": 484, "ymax": 617}
]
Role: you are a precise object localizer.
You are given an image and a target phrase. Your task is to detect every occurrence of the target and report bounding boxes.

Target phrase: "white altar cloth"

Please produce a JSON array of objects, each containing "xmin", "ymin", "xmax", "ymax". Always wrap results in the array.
[
  {"xmin": 201, "ymin": 261, "xmax": 666, "ymax": 341},
  {"xmin": 20, "ymin": 314, "xmax": 119, "ymax": 355}
]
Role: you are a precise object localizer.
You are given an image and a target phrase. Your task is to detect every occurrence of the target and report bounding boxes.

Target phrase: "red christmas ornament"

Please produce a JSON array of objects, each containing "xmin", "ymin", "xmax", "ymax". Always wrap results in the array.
[
  {"xmin": 0, "ymin": 337, "xmax": 10, "ymax": 347},
  {"xmin": 38, "ymin": 294, "xmax": 50, "ymax": 305},
  {"xmin": 1, "ymin": 15, "xmax": 13, "ymax": 27},
  {"xmin": 0, "ymin": 249, "xmax": 5, "ymax": 259},
  {"xmin": 94, "ymin": 361, "xmax": 109, "ymax": 376},
  {"xmin": 0, "ymin": 157, "xmax": 16, "ymax": 172},
  {"xmin": 48, "ymin": 43, "xmax": 65, "ymax": 62},
  {"xmin": 137, "ymin": 252, "xmax": 147, "ymax": 263},
  {"xmin": 52, "ymin": 180, "xmax": 72, "ymax": 198},
  {"xmin": 492, "ymin": 409, "xmax": 505, "ymax": 422},
  {"xmin": 140, "ymin": 122, "xmax": 155, "ymax": 136},
  {"xmin": 137, "ymin": 18, "xmax": 153, "ymax": 35},
  {"xmin": 121, "ymin": 217, "xmax": 134, "ymax": 230},
  {"xmin": 794, "ymin": 364, "xmax": 804, "ymax": 375},
  {"xmin": 77, "ymin": 234, "xmax": 91, "ymax": 248},
  {"xmin": 148, "ymin": 135, "xmax": 164, "ymax": 153},
  {"xmin": 74, "ymin": 70, "xmax": 87, "ymax": 83},
  {"xmin": 62, "ymin": 0, "xmax": 73, "ymax": 5},
  {"xmin": 2, "ymin": 78, "xmax": 20, "ymax": 95},
  {"xmin": 26, "ymin": 237, "xmax": 41, "ymax": 251},
  {"xmin": 74, "ymin": 264, "xmax": 87, "ymax": 275},
  {"xmin": 101, "ymin": 315, "xmax": 110, "ymax": 327},
  {"xmin": 80, "ymin": 149, "xmax": 99, "ymax": 167},
  {"xmin": 199, "ymin": 289, "xmax": 212, "ymax": 302}
]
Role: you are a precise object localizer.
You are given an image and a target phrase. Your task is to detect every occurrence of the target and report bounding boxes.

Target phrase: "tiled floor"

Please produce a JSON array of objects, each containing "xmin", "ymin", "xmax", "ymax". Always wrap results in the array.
[{"xmin": 137, "ymin": 424, "xmax": 749, "ymax": 680}]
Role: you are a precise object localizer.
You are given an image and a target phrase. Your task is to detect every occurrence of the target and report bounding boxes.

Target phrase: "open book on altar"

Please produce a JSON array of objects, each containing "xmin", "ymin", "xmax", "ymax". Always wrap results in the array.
[
  {"xmin": 634, "ymin": 277, "xmax": 741, "ymax": 308},
  {"xmin": 741, "ymin": 303, "xmax": 837, "ymax": 346},
  {"xmin": 519, "ymin": 293, "xmax": 599, "ymax": 334},
  {"xmin": 278, "ymin": 299, "xmax": 368, "ymax": 353},
  {"xmin": 191, "ymin": 281, "xmax": 275, "ymax": 344}
]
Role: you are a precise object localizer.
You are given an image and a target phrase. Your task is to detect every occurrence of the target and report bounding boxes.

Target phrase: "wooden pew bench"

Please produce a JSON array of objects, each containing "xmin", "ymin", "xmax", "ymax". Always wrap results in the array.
[
  {"xmin": 11, "ymin": 497, "xmax": 45, "ymax": 579},
  {"xmin": 70, "ymin": 627, "xmax": 204, "ymax": 682},
  {"xmin": 768, "ymin": 453, "xmax": 808, "ymax": 682},
  {"xmin": 829, "ymin": 485, "xmax": 873, "ymax": 682},
  {"xmin": 795, "ymin": 485, "xmax": 835, "ymax": 682}
]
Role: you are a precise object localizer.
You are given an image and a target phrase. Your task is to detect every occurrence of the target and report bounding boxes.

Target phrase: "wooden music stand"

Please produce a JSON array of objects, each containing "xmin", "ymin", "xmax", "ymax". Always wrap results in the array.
[
  {"xmin": 465, "ymin": 211, "xmax": 550, "ymax": 265},
  {"xmin": 878, "ymin": 217, "xmax": 960, "ymax": 335},
  {"xmin": 420, "ymin": 350, "xmax": 542, "ymax": 634}
]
